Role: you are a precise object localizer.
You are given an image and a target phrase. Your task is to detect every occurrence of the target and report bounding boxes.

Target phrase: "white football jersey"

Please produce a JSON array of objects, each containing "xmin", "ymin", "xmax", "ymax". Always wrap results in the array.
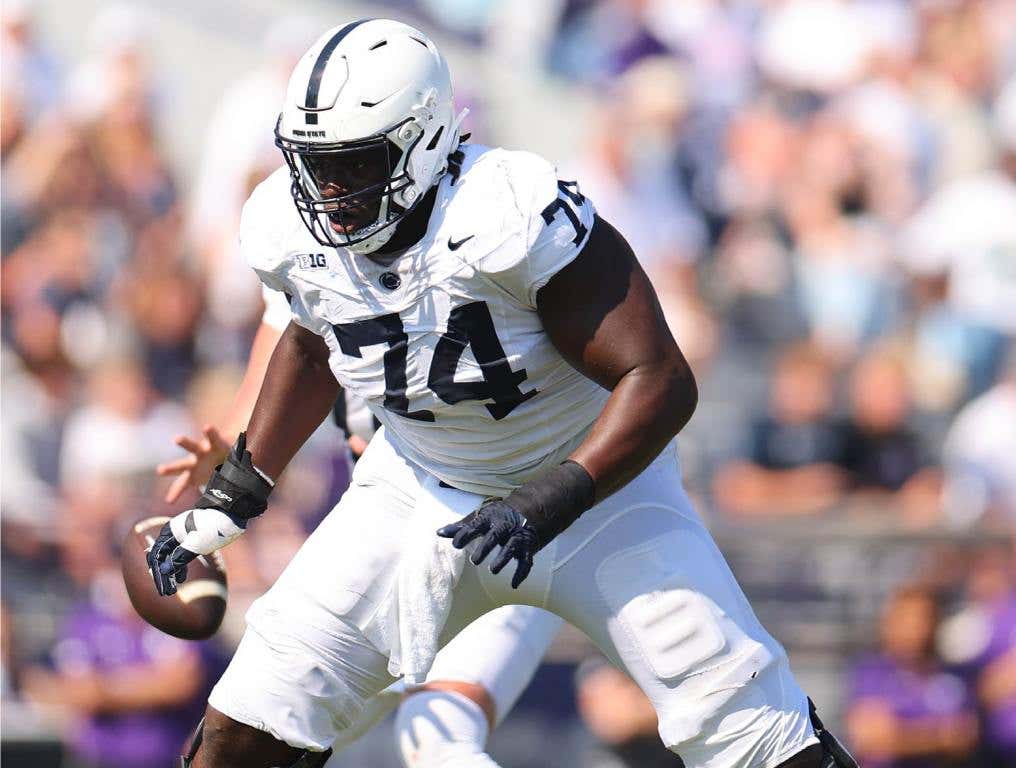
[
  {"xmin": 262, "ymin": 284, "xmax": 378, "ymax": 443},
  {"xmin": 260, "ymin": 282, "xmax": 293, "ymax": 333},
  {"xmin": 242, "ymin": 144, "xmax": 607, "ymax": 496}
]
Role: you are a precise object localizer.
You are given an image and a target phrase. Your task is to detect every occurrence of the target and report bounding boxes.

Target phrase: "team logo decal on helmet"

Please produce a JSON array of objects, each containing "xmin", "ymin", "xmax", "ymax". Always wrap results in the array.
[{"xmin": 275, "ymin": 19, "xmax": 467, "ymax": 254}]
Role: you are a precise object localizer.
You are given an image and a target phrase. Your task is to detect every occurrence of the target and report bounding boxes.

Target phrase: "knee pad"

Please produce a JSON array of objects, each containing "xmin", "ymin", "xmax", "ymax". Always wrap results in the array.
[
  {"xmin": 180, "ymin": 717, "xmax": 333, "ymax": 768},
  {"xmin": 395, "ymin": 690, "xmax": 500, "ymax": 768}
]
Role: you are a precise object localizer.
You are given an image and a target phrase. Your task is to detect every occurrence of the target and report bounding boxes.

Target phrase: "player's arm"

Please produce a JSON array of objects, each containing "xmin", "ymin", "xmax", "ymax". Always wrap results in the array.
[
  {"xmin": 439, "ymin": 214, "xmax": 696, "ymax": 587},
  {"xmin": 148, "ymin": 321, "xmax": 338, "ymax": 596},
  {"xmin": 244, "ymin": 321, "xmax": 339, "ymax": 477},
  {"xmin": 156, "ymin": 321, "xmax": 283, "ymax": 502},
  {"xmin": 223, "ymin": 322, "xmax": 286, "ymax": 438},
  {"xmin": 539, "ymin": 214, "xmax": 696, "ymax": 499}
]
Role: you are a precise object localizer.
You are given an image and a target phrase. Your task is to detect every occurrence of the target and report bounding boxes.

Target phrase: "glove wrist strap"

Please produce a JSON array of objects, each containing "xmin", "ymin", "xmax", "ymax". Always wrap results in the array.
[
  {"xmin": 505, "ymin": 460, "xmax": 595, "ymax": 547},
  {"xmin": 196, "ymin": 432, "xmax": 274, "ymax": 521}
]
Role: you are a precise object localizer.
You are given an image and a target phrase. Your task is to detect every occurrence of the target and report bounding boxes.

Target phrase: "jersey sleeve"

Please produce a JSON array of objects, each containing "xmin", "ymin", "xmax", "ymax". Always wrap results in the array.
[
  {"xmin": 240, "ymin": 179, "xmax": 289, "ymax": 290},
  {"xmin": 473, "ymin": 151, "xmax": 596, "ymax": 308},
  {"xmin": 260, "ymin": 284, "xmax": 292, "ymax": 332},
  {"xmin": 239, "ymin": 171, "xmax": 317, "ymax": 334}
]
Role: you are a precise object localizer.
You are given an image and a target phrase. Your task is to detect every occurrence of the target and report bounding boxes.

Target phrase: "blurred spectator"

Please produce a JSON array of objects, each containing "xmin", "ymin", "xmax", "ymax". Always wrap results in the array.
[
  {"xmin": 846, "ymin": 584, "xmax": 979, "ymax": 767},
  {"xmin": 716, "ymin": 103, "xmax": 797, "ymax": 221},
  {"xmin": 88, "ymin": 103, "xmax": 176, "ymax": 227},
  {"xmin": 899, "ymin": 76, "xmax": 1016, "ymax": 409},
  {"xmin": 714, "ymin": 343, "xmax": 847, "ymax": 517},
  {"xmin": 115, "ymin": 215, "xmax": 203, "ymax": 396},
  {"xmin": 939, "ymin": 543, "xmax": 1016, "ymax": 766},
  {"xmin": 576, "ymin": 56, "xmax": 707, "ymax": 278},
  {"xmin": 965, "ymin": 558, "xmax": 1016, "ymax": 765},
  {"xmin": 65, "ymin": 4, "xmax": 163, "ymax": 126},
  {"xmin": 21, "ymin": 510, "xmax": 219, "ymax": 768},
  {"xmin": 642, "ymin": 0, "xmax": 755, "ymax": 110},
  {"xmin": 58, "ymin": 357, "xmax": 191, "ymax": 492},
  {"xmin": 712, "ymin": 216, "xmax": 805, "ymax": 347},
  {"xmin": 942, "ymin": 353, "xmax": 1016, "ymax": 526},
  {"xmin": 912, "ymin": 0, "xmax": 998, "ymax": 186},
  {"xmin": 188, "ymin": 15, "xmax": 314, "ymax": 263},
  {"xmin": 2, "ymin": 123, "xmax": 115, "ymax": 255},
  {"xmin": 0, "ymin": 0, "xmax": 62, "ymax": 121},
  {"xmin": 757, "ymin": 0, "xmax": 875, "ymax": 97},
  {"xmin": 548, "ymin": 0, "xmax": 672, "ymax": 83},
  {"xmin": 837, "ymin": 349, "xmax": 941, "ymax": 522},
  {"xmin": 576, "ymin": 657, "xmax": 678, "ymax": 768},
  {"xmin": 782, "ymin": 122, "xmax": 902, "ymax": 359},
  {"xmin": 2, "ymin": 210, "xmax": 113, "ymax": 376},
  {"xmin": 0, "ymin": 348, "xmax": 63, "ymax": 529}
]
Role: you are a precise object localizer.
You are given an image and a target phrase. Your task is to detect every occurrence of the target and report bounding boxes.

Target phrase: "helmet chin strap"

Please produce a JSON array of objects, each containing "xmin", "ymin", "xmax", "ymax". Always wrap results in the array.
[{"xmin": 346, "ymin": 222, "xmax": 397, "ymax": 255}]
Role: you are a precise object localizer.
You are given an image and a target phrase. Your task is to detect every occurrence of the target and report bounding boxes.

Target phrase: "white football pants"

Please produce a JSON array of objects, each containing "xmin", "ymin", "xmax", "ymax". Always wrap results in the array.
[
  {"xmin": 209, "ymin": 429, "xmax": 817, "ymax": 768},
  {"xmin": 323, "ymin": 604, "xmax": 562, "ymax": 766}
]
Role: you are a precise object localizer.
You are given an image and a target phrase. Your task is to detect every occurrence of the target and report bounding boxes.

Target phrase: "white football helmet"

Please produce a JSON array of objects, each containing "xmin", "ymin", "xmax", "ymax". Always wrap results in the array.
[{"xmin": 275, "ymin": 18, "xmax": 467, "ymax": 254}]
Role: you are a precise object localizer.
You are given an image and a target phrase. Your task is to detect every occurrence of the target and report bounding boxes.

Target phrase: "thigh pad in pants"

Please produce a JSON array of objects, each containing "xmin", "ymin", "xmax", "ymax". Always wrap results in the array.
[{"xmin": 594, "ymin": 525, "xmax": 776, "ymax": 748}]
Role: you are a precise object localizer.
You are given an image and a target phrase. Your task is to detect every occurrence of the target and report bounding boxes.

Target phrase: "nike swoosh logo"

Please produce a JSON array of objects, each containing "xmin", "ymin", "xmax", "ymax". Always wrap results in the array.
[{"xmin": 448, "ymin": 235, "xmax": 475, "ymax": 251}]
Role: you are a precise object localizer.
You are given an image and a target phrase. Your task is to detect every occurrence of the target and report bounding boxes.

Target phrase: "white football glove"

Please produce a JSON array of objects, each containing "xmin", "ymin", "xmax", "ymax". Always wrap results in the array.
[{"xmin": 147, "ymin": 507, "xmax": 246, "ymax": 596}]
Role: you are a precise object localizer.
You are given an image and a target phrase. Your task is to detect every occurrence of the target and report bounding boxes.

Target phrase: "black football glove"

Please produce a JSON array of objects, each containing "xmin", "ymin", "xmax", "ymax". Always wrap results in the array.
[
  {"xmin": 437, "ymin": 460, "xmax": 595, "ymax": 588},
  {"xmin": 437, "ymin": 500, "xmax": 540, "ymax": 588}
]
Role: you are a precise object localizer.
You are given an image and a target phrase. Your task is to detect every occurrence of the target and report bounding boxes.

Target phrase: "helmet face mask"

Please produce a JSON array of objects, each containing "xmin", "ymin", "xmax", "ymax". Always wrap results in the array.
[{"xmin": 276, "ymin": 116, "xmax": 420, "ymax": 249}]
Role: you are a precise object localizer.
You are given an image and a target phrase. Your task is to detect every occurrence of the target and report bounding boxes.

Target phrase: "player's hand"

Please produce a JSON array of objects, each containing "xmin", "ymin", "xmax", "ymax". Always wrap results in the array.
[
  {"xmin": 151, "ymin": 432, "xmax": 272, "ymax": 596},
  {"xmin": 437, "ymin": 499, "xmax": 540, "ymax": 589},
  {"xmin": 147, "ymin": 508, "xmax": 246, "ymax": 596},
  {"xmin": 156, "ymin": 425, "xmax": 232, "ymax": 503}
]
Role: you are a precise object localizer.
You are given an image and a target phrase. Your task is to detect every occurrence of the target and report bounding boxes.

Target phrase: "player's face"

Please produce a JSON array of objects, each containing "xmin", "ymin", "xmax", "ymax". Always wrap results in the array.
[{"xmin": 302, "ymin": 143, "xmax": 396, "ymax": 234}]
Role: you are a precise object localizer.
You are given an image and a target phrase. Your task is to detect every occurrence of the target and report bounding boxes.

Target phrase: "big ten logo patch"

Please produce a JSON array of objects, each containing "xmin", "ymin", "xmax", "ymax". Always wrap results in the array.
[{"xmin": 297, "ymin": 253, "xmax": 328, "ymax": 269}]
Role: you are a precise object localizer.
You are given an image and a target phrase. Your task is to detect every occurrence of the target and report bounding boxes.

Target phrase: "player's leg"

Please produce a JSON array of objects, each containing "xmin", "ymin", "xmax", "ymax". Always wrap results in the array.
[
  {"xmin": 394, "ymin": 689, "xmax": 497, "ymax": 768},
  {"xmin": 321, "ymin": 605, "xmax": 560, "ymax": 767},
  {"xmin": 325, "ymin": 680, "xmax": 407, "ymax": 756},
  {"xmin": 548, "ymin": 504, "xmax": 822, "ymax": 768},
  {"xmin": 393, "ymin": 605, "xmax": 563, "ymax": 768},
  {"xmin": 474, "ymin": 444, "xmax": 826, "ymax": 767},
  {"xmin": 183, "ymin": 707, "xmax": 330, "ymax": 767},
  {"xmin": 186, "ymin": 430, "xmax": 543, "ymax": 767},
  {"xmin": 184, "ymin": 436, "xmax": 424, "ymax": 765},
  {"xmin": 187, "ymin": 429, "xmax": 554, "ymax": 767}
]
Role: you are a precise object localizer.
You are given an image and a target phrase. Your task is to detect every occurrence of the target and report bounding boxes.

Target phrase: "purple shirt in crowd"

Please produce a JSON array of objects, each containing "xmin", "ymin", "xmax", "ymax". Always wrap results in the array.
[
  {"xmin": 973, "ymin": 592, "xmax": 1016, "ymax": 755},
  {"xmin": 52, "ymin": 602, "xmax": 219, "ymax": 768},
  {"xmin": 848, "ymin": 653, "xmax": 974, "ymax": 768}
]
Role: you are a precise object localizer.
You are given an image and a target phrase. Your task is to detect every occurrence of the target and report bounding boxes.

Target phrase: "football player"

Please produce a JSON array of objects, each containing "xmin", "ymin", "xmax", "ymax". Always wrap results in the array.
[
  {"xmin": 149, "ymin": 19, "xmax": 856, "ymax": 768},
  {"xmin": 157, "ymin": 284, "xmax": 565, "ymax": 768}
]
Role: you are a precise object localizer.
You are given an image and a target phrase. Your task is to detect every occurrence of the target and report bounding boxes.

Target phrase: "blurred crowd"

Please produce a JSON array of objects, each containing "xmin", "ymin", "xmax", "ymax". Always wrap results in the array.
[{"xmin": 2, "ymin": 1, "xmax": 1014, "ymax": 766}]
